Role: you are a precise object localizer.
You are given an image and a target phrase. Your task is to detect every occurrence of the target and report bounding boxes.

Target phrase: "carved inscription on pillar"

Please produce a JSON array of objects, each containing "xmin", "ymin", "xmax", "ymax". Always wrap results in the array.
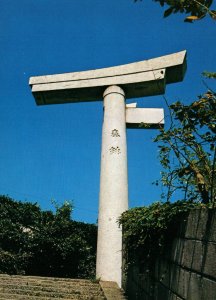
[
  {"xmin": 109, "ymin": 129, "xmax": 121, "ymax": 155},
  {"xmin": 109, "ymin": 146, "xmax": 121, "ymax": 155},
  {"xmin": 111, "ymin": 129, "xmax": 120, "ymax": 137}
]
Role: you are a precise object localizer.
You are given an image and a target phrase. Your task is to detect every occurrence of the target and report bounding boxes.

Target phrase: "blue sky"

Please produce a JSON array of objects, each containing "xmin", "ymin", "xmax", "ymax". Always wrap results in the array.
[{"xmin": 0, "ymin": 0, "xmax": 215, "ymax": 223}]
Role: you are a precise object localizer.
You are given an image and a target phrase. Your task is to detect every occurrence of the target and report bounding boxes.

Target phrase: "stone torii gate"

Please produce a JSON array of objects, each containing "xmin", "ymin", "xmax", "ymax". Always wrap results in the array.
[{"xmin": 29, "ymin": 50, "xmax": 186, "ymax": 287}]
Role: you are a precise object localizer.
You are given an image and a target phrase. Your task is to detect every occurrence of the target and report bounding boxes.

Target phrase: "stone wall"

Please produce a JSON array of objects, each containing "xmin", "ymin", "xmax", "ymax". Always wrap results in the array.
[{"xmin": 123, "ymin": 208, "xmax": 216, "ymax": 300}]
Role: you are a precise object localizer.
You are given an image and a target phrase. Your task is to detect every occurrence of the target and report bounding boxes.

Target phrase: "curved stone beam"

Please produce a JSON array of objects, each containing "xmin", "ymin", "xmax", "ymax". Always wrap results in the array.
[{"xmin": 29, "ymin": 50, "xmax": 186, "ymax": 105}]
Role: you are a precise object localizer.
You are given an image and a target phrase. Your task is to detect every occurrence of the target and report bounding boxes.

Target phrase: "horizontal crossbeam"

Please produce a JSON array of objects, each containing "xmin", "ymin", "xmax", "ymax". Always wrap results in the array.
[
  {"xmin": 126, "ymin": 108, "xmax": 164, "ymax": 129},
  {"xmin": 29, "ymin": 51, "xmax": 186, "ymax": 105}
]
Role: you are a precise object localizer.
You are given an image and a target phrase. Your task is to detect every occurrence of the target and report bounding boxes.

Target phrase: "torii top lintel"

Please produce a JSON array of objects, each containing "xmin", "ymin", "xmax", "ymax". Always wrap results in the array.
[{"xmin": 29, "ymin": 50, "xmax": 187, "ymax": 105}]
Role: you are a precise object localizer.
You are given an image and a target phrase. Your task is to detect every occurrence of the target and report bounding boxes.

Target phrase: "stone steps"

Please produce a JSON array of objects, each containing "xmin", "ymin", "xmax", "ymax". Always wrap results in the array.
[
  {"xmin": 100, "ymin": 281, "xmax": 127, "ymax": 300},
  {"xmin": 0, "ymin": 274, "xmax": 106, "ymax": 299},
  {"xmin": 0, "ymin": 283, "xmax": 99, "ymax": 294}
]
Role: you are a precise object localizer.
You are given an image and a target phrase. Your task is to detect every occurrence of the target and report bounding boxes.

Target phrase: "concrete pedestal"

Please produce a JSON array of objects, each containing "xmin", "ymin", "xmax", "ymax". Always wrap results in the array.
[{"xmin": 96, "ymin": 86, "xmax": 128, "ymax": 288}]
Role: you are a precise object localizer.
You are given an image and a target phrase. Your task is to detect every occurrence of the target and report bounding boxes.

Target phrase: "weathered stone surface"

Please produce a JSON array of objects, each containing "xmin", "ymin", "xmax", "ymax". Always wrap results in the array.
[
  {"xmin": 99, "ymin": 281, "xmax": 127, "ymax": 300},
  {"xmin": 126, "ymin": 108, "xmax": 164, "ymax": 129},
  {"xmin": 31, "ymin": 69, "xmax": 166, "ymax": 105},
  {"xmin": 138, "ymin": 273, "xmax": 154, "ymax": 297},
  {"xmin": 96, "ymin": 86, "xmax": 128, "ymax": 288},
  {"xmin": 124, "ymin": 208, "xmax": 216, "ymax": 299},
  {"xmin": 184, "ymin": 209, "xmax": 209, "ymax": 240},
  {"xmin": 155, "ymin": 259, "xmax": 171, "ymax": 289},
  {"xmin": 0, "ymin": 274, "xmax": 106, "ymax": 299},
  {"xmin": 155, "ymin": 283, "xmax": 185, "ymax": 300},
  {"xmin": 30, "ymin": 51, "xmax": 186, "ymax": 85},
  {"xmin": 199, "ymin": 277, "xmax": 216, "ymax": 300},
  {"xmin": 187, "ymin": 273, "xmax": 216, "ymax": 300},
  {"xmin": 180, "ymin": 240, "xmax": 203, "ymax": 273},
  {"xmin": 154, "ymin": 283, "xmax": 170, "ymax": 300},
  {"xmin": 169, "ymin": 294, "xmax": 184, "ymax": 300},
  {"xmin": 124, "ymin": 263, "xmax": 140, "ymax": 299},
  {"xmin": 29, "ymin": 51, "xmax": 186, "ymax": 105},
  {"xmin": 169, "ymin": 265, "xmax": 189, "ymax": 299},
  {"xmin": 186, "ymin": 272, "xmax": 202, "ymax": 300},
  {"xmin": 203, "ymin": 242, "xmax": 216, "ymax": 278},
  {"xmin": 209, "ymin": 210, "xmax": 216, "ymax": 242},
  {"xmin": 170, "ymin": 238, "xmax": 184, "ymax": 265}
]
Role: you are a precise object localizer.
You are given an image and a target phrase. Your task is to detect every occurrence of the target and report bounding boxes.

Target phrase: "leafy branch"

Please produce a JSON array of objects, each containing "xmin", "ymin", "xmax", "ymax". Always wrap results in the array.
[
  {"xmin": 134, "ymin": 0, "xmax": 216, "ymax": 22},
  {"xmin": 119, "ymin": 200, "xmax": 209, "ymax": 276},
  {"xmin": 154, "ymin": 90, "xmax": 216, "ymax": 203}
]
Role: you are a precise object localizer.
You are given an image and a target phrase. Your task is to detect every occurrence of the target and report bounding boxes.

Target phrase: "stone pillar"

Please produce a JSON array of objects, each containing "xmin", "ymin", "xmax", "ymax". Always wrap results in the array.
[{"xmin": 96, "ymin": 85, "xmax": 128, "ymax": 288}]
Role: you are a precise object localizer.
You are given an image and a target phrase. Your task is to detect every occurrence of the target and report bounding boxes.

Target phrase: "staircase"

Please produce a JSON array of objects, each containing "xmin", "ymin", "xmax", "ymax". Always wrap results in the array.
[
  {"xmin": 0, "ymin": 274, "xmax": 106, "ymax": 300},
  {"xmin": 0, "ymin": 274, "xmax": 127, "ymax": 300}
]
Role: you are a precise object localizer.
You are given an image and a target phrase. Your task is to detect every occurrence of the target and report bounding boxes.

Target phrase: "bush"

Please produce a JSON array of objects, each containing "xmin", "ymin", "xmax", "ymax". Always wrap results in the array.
[
  {"xmin": 119, "ymin": 200, "xmax": 208, "ymax": 271},
  {"xmin": 0, "ymin": 195, "xmax": 97, "ymax": 278}
]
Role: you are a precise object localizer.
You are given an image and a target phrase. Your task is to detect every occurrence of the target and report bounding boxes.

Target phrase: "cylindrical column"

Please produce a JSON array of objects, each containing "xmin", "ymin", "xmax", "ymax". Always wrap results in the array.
[{"xmin": 96, "ymin": 85, "xmax": 128, "ymax": 288}]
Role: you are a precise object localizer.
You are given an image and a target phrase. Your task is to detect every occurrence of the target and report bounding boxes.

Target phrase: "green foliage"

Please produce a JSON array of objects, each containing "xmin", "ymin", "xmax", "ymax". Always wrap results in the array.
[
  {"xmin": 0, "ymin": 250, "xmax": 31, "ymax": 275},
  {"xmin": 134, "ymin": 0, "xmax": 216, "ymax": 22},
  {"xmin": 119, "ymin": 200, "xmax": 207, "ymax": 274},
  {"xmin": 202, "ymin": 71, "xmax": 216, "ymax": 79},
  {"xmin": 0, "ymin": 195, "xmax": 97, "ymax": 278},
  {"xmin": 154, "ymin": 90, "xmax": 216, "ymax": 204},
  {"xmin": 120, "ymin": 200, "xmax": 201, "ymax": 250}
]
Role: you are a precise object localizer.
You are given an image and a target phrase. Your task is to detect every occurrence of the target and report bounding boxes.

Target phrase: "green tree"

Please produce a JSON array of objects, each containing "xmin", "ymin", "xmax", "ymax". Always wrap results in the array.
[
  {"xmin": 154, "ymin": 89, "xmax": 216, "ymax": 204},
  {"xmin": 134, "ymin": 0, "xmax": 216, "ymax": 203},
  {"xmin": 134, "ymin": 0, "xmax": 216, "ymax": 22},
  {"xmin": 0, "ymin": 195, "xmax": 97, "ymax": 278}
]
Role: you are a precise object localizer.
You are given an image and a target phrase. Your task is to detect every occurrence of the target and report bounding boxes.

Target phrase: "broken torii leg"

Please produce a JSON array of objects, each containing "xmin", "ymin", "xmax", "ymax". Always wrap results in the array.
[
  {"xmin": 97, "ymin": 86, "xmax": 128, "ymax": 286},
  {"xmin": 97, "ymin": 87, "xmax": 164, "ymax": 286}
]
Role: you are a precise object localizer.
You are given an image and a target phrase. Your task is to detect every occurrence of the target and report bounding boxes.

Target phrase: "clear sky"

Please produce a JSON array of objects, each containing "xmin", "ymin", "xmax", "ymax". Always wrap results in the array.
[{"xmin": 0, "ymin": 0, "xmax": 215, "ymax": 223}]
